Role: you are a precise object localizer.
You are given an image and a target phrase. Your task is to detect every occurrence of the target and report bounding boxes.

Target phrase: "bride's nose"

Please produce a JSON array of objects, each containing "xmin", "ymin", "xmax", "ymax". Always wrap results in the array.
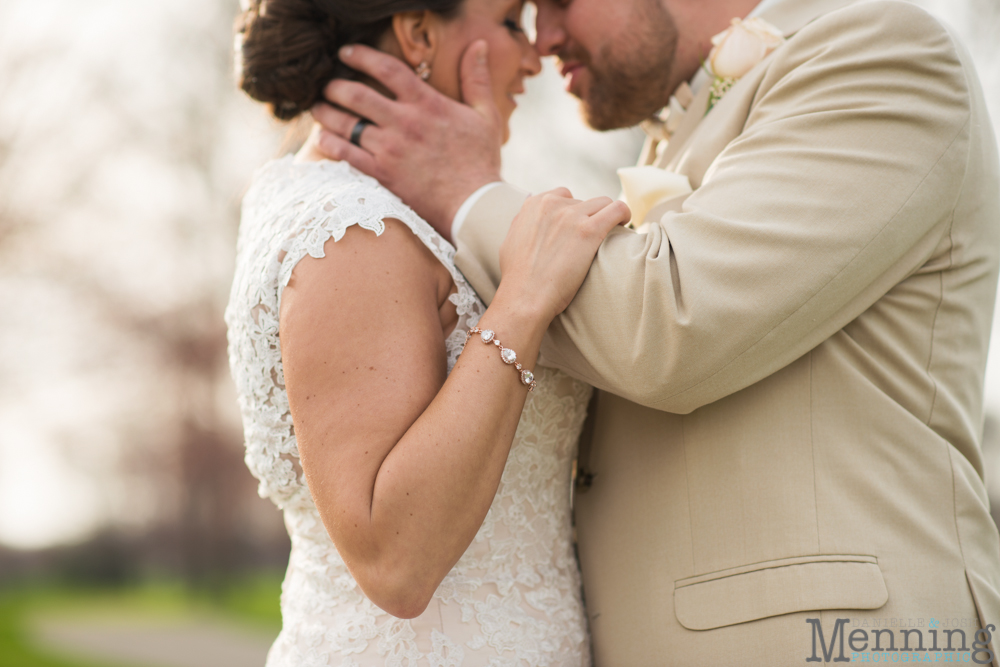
[{"xmin": 521, "ymin": 42, "xmax": 543, "ymax": 77}]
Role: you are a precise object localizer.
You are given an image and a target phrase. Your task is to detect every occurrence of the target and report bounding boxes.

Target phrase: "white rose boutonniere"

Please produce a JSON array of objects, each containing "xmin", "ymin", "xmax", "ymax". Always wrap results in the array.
[{"xmin": 707, "ymin": 17, "xmax": 785, "ymax": 111}]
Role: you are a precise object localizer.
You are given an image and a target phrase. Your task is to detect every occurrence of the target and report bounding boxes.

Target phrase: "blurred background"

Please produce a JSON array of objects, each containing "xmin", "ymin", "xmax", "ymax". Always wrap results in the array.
[{"xmin": 0, "ymin": 0, "xmax": 997, "ymax": 665}]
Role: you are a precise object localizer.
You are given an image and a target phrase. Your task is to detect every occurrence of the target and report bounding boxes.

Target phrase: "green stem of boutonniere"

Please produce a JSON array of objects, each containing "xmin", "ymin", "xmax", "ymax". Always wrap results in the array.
[
  {"xmin": 707, "ymin": 76, "xmax": 737, "ymax": 114},
  {"xmin": 699, "ymin": 57, "xmax": 735, "ymax": 114}
]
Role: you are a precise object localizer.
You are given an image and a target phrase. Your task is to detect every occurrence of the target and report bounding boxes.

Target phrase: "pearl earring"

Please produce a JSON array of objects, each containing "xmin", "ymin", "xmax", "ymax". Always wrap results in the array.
[{"xmin": 415, "ymin": 61, "xmax": 431, "ymax": 81}]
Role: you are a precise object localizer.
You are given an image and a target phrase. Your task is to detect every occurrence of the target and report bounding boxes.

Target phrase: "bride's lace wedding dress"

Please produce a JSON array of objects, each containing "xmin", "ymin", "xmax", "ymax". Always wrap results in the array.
[{"xmin": 226, "ymin": 156, "xmax": 593, "ymax": 667}]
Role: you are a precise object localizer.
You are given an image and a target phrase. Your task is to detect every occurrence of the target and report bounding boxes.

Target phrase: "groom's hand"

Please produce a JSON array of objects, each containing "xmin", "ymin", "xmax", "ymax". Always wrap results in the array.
[{"xmin": 311, "ymin": 41, "xmax": 504, "ymax": 242}]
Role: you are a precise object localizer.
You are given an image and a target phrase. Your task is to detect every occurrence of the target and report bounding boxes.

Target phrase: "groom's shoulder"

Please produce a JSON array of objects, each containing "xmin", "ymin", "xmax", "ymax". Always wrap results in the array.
[
  {"xmin": 788, "ymin": 0, "xmax": 966, "ymax": 71},
  {"xmin": 807, "ymin": 0, "xmax": 956, "ymax": 39},
  {"xmin": 761, "ymin": 0, "xmax": 972, "ymax": 115}
]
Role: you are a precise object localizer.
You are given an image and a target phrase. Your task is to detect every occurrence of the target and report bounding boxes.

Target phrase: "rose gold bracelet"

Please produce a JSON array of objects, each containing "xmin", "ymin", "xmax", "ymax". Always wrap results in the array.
[{"xmin": 465, "ymin": 327, "xmax": 537, "ymax": 392}]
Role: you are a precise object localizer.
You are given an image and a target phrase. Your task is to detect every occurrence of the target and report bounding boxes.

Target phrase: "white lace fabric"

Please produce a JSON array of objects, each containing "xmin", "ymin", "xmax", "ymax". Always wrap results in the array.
[{"xmin": 226, "ymin": 156, "xmax": 593, "ymax": 667}]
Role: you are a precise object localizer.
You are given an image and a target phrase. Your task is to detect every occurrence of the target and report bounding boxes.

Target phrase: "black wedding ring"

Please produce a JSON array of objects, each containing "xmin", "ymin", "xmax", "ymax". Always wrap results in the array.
[{"xmin": 350, "ymin": 119, "xmax": 371, "ymax": 147}]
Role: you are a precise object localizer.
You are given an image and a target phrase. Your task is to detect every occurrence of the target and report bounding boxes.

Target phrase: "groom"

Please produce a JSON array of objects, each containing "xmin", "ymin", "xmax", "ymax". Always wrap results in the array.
[{"xmin": 311, "ymin": 0, "xmax": 1000, "ymax": 663}]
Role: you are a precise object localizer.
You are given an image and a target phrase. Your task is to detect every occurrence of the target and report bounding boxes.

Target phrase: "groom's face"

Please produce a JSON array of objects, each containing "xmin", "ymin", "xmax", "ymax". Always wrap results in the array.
[{"xmin": 533, "ymin": 0, "xmax": 683, "ymax": 130}]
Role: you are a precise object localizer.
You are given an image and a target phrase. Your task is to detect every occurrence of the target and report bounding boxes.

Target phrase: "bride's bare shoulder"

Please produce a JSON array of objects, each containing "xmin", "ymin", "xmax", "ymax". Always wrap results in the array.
[
  {"xmin": 281, "ymin": 217, "xmax": 447, "ymax": 329},
  {"xmin": 278, "ymin": 217, "xmax": 454, "ymax": 482}
]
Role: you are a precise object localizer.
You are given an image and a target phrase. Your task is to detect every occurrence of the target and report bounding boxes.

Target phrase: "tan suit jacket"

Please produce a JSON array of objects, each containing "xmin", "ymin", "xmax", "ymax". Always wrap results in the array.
[{"xmin": 455, "ymin": 0, "xmax": 1000, "ymax": 664}]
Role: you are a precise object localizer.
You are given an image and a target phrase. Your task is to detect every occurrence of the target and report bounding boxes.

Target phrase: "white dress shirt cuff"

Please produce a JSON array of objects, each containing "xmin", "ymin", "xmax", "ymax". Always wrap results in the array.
[{"xmin": 451, "ymin": 182, "xmax": 505, "ymax": 241}]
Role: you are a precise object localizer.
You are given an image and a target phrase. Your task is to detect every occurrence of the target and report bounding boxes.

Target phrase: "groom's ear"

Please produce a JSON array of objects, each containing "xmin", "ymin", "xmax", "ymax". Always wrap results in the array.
[{"xmin": 390, "ymin": 11, "xmax": 440, "ymax": 69}]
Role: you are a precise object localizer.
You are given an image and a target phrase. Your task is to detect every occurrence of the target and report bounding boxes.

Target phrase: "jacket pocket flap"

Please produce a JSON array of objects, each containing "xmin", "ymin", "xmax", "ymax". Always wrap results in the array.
[{"xmin": 674, "ymin": 555, "xmax": 888, "ymax": 631}]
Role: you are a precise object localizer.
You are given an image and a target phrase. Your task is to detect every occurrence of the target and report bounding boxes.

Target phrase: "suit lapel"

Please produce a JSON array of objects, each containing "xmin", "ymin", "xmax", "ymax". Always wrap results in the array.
[
  {"xmin": 647, "ymin": 0, "xmax": 861, "ymax": 184},
  {"xmin": 655, "ymin": 84, "xmax": 713, "ymax": 169},
  {"xmin": 666, "ymin": 64, "xmax": 768, "ymax": 188}
]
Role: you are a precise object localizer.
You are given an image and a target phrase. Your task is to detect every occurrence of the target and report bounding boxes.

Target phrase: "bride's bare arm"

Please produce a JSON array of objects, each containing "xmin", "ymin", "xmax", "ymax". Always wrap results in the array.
[{"xmin": 280, "ymin": 194, "xmax": 629, "ymax": 619}]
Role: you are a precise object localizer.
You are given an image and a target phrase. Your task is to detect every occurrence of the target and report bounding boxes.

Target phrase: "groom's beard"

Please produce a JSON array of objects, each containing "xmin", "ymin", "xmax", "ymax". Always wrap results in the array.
[{"xmin": 565, "ymin": 0, "xmax": 679, "ymax": 131}]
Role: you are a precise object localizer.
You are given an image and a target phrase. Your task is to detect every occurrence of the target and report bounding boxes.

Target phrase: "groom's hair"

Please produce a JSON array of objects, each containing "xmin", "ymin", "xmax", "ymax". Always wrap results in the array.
[{"xmin": 237, "ymin": 0, "xmax": 463, "ymax": 120}]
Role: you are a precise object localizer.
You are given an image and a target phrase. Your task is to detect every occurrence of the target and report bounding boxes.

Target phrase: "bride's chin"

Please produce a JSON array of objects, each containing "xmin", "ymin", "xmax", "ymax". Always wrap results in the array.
[
  {"xmin": 502, "ymin": 115, "xmax": 518, "ymax": 144},
  {"xmin": 500, "ymin": 112, "xmax": 515, "ymax": 145}
]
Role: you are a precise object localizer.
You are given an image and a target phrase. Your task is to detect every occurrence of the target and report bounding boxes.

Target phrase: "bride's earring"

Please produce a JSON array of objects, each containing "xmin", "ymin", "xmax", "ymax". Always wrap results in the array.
[{"xmin": 415, "ymin": 61, "xmax": 432, "ymax": 81}]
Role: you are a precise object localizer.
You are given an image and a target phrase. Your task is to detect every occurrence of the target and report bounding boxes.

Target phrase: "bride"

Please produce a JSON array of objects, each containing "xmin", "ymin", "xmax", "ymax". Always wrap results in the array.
[{"xmin": 226, "ymin": 0, "xmax": 630, "ymax": 665}]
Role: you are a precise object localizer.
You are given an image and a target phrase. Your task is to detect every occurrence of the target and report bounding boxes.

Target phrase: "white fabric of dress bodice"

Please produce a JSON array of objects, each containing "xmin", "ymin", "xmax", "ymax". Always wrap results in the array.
[{"xmin": 226, "ymin": 156, "xmax": 593, "ymax": 667}]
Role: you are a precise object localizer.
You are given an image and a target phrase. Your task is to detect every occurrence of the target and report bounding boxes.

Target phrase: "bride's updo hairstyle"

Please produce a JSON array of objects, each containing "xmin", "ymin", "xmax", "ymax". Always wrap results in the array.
[{"xmin": 237, "ymin": 0, "xmax": 464, "ymax": 120}]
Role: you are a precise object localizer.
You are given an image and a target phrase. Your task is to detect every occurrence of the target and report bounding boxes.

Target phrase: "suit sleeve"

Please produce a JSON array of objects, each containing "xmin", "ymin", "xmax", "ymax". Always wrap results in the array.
[
  {"xmin": 458, "ymin": 2, "xmax": 974, "ymax": 414},
  {"xmin": 454, "ymin": 183, "xmax": 528, "ymax": 305}
]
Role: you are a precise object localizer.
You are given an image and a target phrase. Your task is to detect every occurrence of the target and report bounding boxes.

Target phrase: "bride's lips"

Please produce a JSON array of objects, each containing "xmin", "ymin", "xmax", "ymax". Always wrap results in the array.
[{"xmin": 507, "ymin": 83, "xmax": 526, "ymax": 108}]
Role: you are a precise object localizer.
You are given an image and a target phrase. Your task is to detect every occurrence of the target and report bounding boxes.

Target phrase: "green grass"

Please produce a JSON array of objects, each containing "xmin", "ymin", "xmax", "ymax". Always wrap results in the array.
[
  {"xmin": 0, "ymin": 573, "xmax": 284, "ymax": 667},
  {"xmin": 211, "ymin": 572, "xmax": 283, "ymax": 630},
  {"xmin": 0, "ymin": 588, "xmax": 122, "ymax": 667}
]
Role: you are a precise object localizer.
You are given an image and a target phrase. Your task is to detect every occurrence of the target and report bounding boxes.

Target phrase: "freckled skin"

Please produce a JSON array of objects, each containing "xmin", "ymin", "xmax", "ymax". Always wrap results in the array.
[{"xmin": 279, "ymin": 213, "xmax": 548, "ymax": 618}]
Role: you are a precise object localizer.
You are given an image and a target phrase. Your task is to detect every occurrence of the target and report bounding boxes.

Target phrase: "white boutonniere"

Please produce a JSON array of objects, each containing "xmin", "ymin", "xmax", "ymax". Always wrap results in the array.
[{"xmin": 707, "ymin": 17, "xmax": 785, "ymax": 112}]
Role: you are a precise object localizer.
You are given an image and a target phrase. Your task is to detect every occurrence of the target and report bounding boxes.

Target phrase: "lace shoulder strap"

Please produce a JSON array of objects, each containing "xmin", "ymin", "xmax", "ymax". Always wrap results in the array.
[{"xmin": 242, "ymin": 155, "xmax": 483, "ymax": 364}]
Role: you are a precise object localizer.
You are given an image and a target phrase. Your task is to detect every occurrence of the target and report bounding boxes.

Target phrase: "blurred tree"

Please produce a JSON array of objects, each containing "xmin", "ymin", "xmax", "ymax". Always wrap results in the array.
[{"xmin": 0, "ymin": 0, "xmax": 287, "ymax": 579}]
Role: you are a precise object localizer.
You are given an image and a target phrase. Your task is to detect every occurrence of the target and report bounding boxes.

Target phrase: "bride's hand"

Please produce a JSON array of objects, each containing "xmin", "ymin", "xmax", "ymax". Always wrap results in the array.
[{"xmin": 496, "ymin": 189, "xmax": 632, "ymax": 324}]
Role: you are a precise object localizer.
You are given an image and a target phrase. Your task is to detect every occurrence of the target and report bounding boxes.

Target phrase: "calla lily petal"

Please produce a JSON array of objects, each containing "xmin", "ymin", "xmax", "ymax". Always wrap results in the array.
[{"xmin": 618, "ymin": 166, "xmax": 693, "ymax": 226}]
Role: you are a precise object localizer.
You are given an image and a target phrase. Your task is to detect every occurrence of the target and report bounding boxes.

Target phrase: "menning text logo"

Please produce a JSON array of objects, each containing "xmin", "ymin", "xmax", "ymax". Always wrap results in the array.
[{"xmin": 806, "ymin": 618, "xmax": 995, "ymax": 664}]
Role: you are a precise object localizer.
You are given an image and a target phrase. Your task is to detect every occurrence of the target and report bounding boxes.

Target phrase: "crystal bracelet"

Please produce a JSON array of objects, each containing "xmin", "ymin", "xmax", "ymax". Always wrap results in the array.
[{"xmin": 465, "ymin": 327, "xmax": 537, "ymax": 392}]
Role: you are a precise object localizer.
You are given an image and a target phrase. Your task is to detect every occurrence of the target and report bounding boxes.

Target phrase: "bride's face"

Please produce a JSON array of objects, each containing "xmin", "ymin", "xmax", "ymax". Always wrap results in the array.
[{"xmin": 410, "ymin": 0, "xmax": 543, "ymax": 141}]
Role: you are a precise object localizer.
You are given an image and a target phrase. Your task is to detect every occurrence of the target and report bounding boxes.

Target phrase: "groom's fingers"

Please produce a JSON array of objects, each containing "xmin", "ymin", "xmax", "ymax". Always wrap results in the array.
[
  {"xmin": 337, "ymin": 44, "xmax": 427, "ymax": 102},
  {"xmin": 316, "ymin": 129, "xmax": 379, "ymax": 177},
  {"xmin": 322, "ymin": 79, "xmax": 396, "ymax": 127},
  {"xmin": 311, "ymin": 102, "xmax": 361, "ymax": 139}
]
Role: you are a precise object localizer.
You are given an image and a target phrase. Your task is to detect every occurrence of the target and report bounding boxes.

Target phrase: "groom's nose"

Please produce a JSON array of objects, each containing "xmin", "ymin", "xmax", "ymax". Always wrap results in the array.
[{"xmin": 532, "ymin": 0, "xmax": 568, "ymax": 57}]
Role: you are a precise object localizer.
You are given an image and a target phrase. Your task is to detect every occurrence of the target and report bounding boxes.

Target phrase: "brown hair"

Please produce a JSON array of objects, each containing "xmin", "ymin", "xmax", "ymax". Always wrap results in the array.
[{"xmin": 237, "ymin": 0, "xmax": 464, "ymax": 120}]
